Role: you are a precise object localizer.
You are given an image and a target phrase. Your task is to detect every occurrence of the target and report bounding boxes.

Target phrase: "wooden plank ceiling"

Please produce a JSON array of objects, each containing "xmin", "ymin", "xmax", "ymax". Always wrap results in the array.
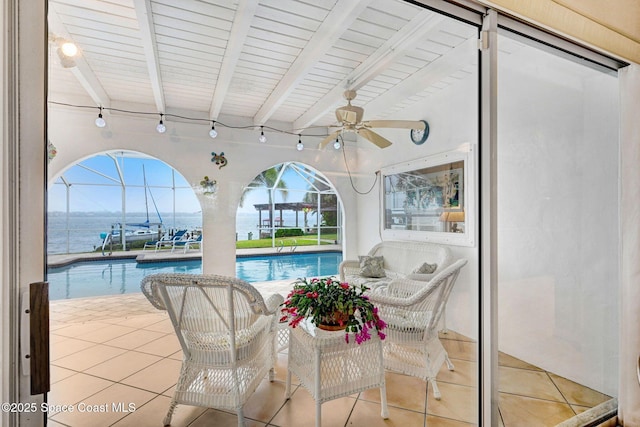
[{"xmin": 48, "ymin": 0, "xmax": 478, "ymax": 133}]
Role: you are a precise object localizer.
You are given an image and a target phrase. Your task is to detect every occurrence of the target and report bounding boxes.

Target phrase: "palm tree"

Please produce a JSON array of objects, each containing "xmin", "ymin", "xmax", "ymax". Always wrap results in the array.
[{"xmin": 240, "ymin": 164, "xmax": 289, "ymax": 234}]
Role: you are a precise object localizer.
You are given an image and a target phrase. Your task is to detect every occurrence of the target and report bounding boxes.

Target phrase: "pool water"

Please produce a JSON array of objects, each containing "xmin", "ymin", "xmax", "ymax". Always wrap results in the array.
[{"xmin": 47, "ymin": 251, "xmax": 343, "ymax": 301}]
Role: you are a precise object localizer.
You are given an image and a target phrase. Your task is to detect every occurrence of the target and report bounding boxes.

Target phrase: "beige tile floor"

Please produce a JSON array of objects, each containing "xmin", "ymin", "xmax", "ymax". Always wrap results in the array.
[{"xmin": 48, "ymin": 293, "xmax": 612, "ymax": 427}]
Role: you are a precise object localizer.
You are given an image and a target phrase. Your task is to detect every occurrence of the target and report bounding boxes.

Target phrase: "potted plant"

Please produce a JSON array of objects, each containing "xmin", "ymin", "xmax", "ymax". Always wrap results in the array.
[{"xmin": 280, "ymin": 276, "xmax": 386, "ymax": 344}]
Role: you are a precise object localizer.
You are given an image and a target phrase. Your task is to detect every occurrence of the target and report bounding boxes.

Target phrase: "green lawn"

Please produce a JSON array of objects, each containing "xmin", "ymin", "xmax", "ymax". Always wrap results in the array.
[
  {"xmin": 95, "ymin": 234, "xmax": 339, "ymax": 252},
  {"xmin": 236, "ymin": 234, "xmax": 338, "ymax": 249}
]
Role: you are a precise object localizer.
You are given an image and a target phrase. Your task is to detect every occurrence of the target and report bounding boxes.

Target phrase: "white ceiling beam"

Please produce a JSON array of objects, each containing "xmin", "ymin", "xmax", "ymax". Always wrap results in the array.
[
  {"xmin": 71, "ymin": 61, "xmax": 111, "ymax": 108},
  {"xmin": 48, "ymin": 7, "xmax": 111, "ymax": 108},
  {"xmin": 363, "ymin": 37, "xmax": 477, "ymax": 118},
  {"xmin": 252, "ymin": 0, "xmax": 374, "ymax": 126},
  {"xmin": 133, "ymin": 0, "xmax": 165, "ymax": 113},
  {"xmin": 293, "ymin": 11, "xmax": 445, "ymax": 131},
  {"xmin": 209, "ymin": 0, "xmax": 260, "ymax": 120}
]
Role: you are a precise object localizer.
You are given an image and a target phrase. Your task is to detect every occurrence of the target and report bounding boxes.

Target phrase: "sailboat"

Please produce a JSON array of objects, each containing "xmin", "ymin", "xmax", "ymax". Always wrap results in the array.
[{"xmin": 100, "ymin": 165, "xmax": 164, "ymax": 245}]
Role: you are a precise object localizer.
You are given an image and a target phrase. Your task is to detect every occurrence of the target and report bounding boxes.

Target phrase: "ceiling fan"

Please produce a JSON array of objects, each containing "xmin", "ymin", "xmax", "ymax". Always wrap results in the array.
[{"xmin": 319, "ymin": 90, "xmax": 427, "ymax": 149}]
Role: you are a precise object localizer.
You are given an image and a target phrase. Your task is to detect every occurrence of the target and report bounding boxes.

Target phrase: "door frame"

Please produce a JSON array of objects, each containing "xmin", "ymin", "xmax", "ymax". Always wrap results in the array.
[{"xmin": 1, "ymin": 0, "xmax": 48, "ymax": 426}]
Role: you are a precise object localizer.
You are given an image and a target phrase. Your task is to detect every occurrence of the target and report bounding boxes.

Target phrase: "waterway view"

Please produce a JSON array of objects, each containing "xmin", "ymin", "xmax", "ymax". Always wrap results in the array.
[{"xmin": 47, "ymin": 210, "xmax": 319, "ymax": 254}]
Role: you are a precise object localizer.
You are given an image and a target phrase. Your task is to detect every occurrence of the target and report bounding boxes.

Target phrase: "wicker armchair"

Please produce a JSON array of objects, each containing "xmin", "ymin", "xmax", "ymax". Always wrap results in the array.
[
  {"xmin": 140, "ymin": 273, "xmax": 284, "ymax": 427},
  {"xmin": 366, "ymin": 259, "xmax": 468, "ymax": 400}
]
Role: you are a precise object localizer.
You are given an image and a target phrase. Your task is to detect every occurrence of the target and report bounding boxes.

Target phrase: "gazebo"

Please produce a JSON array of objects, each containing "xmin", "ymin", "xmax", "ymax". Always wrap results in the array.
[
  {"xmin": 245, "ymin": 162, "xmax": 341, "ymax": 244},
  {"xmin": 253, "ymin": 202, "xmax": 337, "ymax": 238}
]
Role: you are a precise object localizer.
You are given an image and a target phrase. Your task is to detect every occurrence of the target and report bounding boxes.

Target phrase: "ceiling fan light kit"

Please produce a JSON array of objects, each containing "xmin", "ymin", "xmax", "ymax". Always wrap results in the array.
[{"xmin": 318, "ymin": 90, "xmax": 428, "ymax": 150}]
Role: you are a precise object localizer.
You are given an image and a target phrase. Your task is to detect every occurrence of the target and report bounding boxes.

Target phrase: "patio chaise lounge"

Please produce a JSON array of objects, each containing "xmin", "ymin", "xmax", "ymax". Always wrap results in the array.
[
  {"xmin": 171, "ymin": 234, "xmax": 202, "ymax": 253},
  {"xmin": 143, "ymin": 229, "xmax": 187, "ymax": 252}
]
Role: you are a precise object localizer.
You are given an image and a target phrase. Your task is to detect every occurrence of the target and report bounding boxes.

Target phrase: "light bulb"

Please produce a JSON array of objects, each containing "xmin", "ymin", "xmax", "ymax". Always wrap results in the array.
[
  {"xmin": 56, "ymin": 47, "xmax": 76, "ymax": 68},
  {"xmin": 209, "ymin": 122, "xmax": 218, "ymax": 138},
  {"xmin": 95, "ymin": 108, "xmax": 106, "ymax": 128},
  {"xmin": 296, "ymin": 135, "xmax": 304, "ymax": 151},
  {"xmin": 60, "ymin": 41, "xmax": 78, "ymax": 57},
  {"xmin": 156, "ymin": 115, "xmax": 166, "ymax": 133},
  {"xmin": 258, "ymin": 126, "xmax": 266, "ymax": 143},
  {"xmin": 333, "ymin": 138, "xmax": 341, "ymax": 150}
]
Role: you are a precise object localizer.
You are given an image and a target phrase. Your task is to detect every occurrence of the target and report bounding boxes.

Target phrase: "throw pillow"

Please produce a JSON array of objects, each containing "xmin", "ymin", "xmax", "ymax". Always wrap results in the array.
[
  {"xmin": 359, "ymin": 255, "xmax": 386, "ymax": 278},
  {"xmin": 412, "ymin": 262, "xmax": 437, "ymax": 274}
]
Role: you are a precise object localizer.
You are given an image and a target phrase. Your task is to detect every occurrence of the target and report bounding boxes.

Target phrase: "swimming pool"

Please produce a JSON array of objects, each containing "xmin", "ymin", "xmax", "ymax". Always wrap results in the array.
[{"xmin": 47, "ymin": 251, "xmax": 343, "ymax": 301}]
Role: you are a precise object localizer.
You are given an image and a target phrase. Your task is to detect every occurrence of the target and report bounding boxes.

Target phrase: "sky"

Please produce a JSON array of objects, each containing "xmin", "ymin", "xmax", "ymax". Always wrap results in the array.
[{"xmin": 48, "ymin": 153, "xmax": 314, "ymax": 214}]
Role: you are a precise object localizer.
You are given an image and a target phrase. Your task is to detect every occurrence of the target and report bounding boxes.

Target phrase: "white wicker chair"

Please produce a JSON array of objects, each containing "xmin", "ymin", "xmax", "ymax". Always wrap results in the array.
[
  {"xmin": 140, "ymin": 273, "xmax": 284, "ymax": 427},
  {"xmin": 366, "ymin": 259, "xmax": 468, "ymax": 400}
]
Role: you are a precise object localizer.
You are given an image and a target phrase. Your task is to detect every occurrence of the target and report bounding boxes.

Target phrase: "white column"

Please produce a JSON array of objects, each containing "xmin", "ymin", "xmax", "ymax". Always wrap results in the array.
[
  {"xmin": 201, "ymin": 182, "xmax": 236, "ymax": 276},
  {"xmin": 618, "ymin": 63, "xmax": 640, "ymax": 425}
]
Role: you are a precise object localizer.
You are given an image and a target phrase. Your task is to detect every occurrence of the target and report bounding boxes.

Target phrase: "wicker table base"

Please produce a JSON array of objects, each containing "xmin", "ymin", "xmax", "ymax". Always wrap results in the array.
[{"xmin": 285, "ymin": 321, "xmax": 389, "ymax": 427}]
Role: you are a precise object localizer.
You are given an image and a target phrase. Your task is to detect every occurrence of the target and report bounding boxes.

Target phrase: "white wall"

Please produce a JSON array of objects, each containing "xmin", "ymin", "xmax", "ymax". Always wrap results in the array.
[
  {"xmin": 497, "ymin": 43, "xmax": 619, "ymax": 395},
  {"xmin": 47, "ymin": 108, "xmax": 361, "ymax": 275},
  {"xmin": 351, "ymin": 70, "xmax": 480, "ymax": 340}
]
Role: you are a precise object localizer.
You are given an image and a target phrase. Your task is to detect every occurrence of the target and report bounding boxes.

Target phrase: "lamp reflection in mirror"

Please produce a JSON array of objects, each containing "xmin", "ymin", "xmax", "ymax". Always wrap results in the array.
[{"xmin": 439, "ymin": 210, "xmax": 465, "ymax": 233}]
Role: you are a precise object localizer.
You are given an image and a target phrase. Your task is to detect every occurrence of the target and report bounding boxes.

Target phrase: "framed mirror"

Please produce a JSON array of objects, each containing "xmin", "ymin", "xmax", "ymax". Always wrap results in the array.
[{"xmin": 380, "ymin": 146, "xmax": 475, "ymax": 246}]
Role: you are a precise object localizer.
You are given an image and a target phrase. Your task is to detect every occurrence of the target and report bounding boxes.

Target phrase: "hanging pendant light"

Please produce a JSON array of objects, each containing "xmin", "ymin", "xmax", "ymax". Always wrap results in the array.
[
  {"xmin": 258, "ymin": 126, "xmax": 267, "ymax": 143},
  {"xmin": 156, "ymin": 114, "xmax": 166, "ymax": 133},
  {"xmin": 95, "ymin": 107, "xmax": 106, "ymax": 128},
  {"xmin": 209, "ymin": 121, "xmax": 218, "ymax": 138}
]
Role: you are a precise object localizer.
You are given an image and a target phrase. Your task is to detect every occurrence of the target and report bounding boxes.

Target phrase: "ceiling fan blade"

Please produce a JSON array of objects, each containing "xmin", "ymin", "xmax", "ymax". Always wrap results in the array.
[
  {"xmin": 319, "ymin": 130, "xmax": 341, "ymax": 149},
  {"xmin": 357, "ymin": 128, "xmax": 392, "ymax": 148},
  {"xmin": 363, "ymin": 120, "xmax": 426, "ymax": 130}
]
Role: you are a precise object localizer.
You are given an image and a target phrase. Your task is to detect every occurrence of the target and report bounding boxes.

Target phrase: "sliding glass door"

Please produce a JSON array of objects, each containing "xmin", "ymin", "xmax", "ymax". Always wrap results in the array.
[{"xmin": 496, "ymin": 30, "xmax": 620, "ymax": 425}]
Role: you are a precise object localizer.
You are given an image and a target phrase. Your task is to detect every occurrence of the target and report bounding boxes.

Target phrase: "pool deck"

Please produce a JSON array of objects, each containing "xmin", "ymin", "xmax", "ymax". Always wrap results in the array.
[{"xmin": 47, "ymin": 244, "xmax": 342, "ymax": 268}]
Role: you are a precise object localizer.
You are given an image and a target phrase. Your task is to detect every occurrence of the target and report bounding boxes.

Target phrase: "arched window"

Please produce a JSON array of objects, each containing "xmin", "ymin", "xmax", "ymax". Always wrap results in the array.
[
  {"xmin": 236, "ymin": 162, "xmax": 341, "ymax": 248},
  {"xmin": 48, "ymin": 150, "xmax": 201, "ymax": 254}
]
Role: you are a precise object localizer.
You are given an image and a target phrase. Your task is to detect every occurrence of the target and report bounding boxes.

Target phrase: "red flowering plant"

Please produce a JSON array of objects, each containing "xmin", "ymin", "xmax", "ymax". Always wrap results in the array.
[{"xmin": 280, "ymin": 276, "xmax": 386, "ymax": 344}]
